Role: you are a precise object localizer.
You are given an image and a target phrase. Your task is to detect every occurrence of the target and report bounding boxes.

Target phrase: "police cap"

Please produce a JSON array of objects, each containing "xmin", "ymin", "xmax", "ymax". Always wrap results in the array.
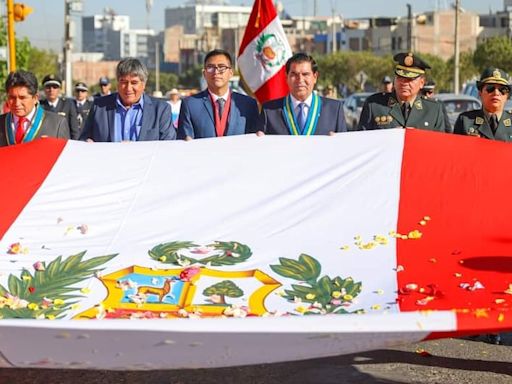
[
  {"xmin": 42, "ymin": 74, "xmax": 62, "ymax": 87},
  {"xmin": 477, "ymin": 67, "xmax": 511, "ymax": 90},
  {"xmin": 74, "ymin": 82, "xmax": 88, "ymax": 92},
  {"xmin": 393, "ymin": 52, "xmax": 431, "ymax": 79}
]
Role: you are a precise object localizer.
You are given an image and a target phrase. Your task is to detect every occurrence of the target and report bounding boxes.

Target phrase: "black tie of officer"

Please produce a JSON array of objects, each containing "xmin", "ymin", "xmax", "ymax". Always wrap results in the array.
[
  {"xmin": 490, "ymin": 114, "xmax": 498, "ymax": 135},
  {"xmin": 401, "ymin": 102, "xmax": 411, "ymax": 123}
]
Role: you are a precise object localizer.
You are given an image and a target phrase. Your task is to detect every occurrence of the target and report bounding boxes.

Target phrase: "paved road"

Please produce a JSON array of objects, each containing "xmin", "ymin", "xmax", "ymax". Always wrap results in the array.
[{"xmin": 0, "ymin": 336, "xmax": 511, "ymax": 383}]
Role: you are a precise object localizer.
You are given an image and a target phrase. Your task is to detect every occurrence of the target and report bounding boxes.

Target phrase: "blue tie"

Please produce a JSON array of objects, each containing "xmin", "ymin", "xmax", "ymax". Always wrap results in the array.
[{"xmin": 297, "ymin": 103, "xmax": 305, "ymax": 133}]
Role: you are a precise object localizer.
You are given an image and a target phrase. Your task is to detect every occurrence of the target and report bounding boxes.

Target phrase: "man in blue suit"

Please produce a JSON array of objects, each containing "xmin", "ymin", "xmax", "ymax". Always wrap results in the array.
[
  {"xmin": 177, "ymin": 49, "xmax": 259, "ymax": 140},
  {"xmin": 257, "ymin": 53, "xmax": 346, "ymax": 135},
  {"xmin": 80, "ymin": 58, "xmax": 175, "ymax": 142}
]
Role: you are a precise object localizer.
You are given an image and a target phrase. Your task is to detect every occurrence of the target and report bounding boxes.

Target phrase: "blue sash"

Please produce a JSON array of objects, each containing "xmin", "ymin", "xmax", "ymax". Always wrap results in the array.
[
  {"xmin": 5, "ymin": 106, "xmax": 44, "ymax": 145},
  {"xmin": 282, "ymin": 93, "xmax": 322, "ymax": 136}
]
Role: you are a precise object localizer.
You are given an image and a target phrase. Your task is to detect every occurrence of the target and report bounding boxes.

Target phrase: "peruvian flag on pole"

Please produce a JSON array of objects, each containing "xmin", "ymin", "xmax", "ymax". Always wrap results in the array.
[{"xmin": 238, "ymin": 0, "xmax": 292, "ymax": 104}]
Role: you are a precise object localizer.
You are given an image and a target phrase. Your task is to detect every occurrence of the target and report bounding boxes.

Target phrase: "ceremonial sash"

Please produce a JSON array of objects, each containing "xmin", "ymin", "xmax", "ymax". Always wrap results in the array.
[
  {"xmin": 4, "ymin": 106, "xmax": 44, "ymax": 146},
  {"xmin": 282, "ymin": 93, "xmax": 322, "ymax": 136},
  {"xmin": 210, "ymin": 92, "xmax": 232, "ymax": 137}
]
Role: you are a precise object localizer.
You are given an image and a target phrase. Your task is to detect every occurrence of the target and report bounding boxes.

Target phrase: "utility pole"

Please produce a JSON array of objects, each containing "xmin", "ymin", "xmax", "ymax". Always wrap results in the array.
[
  {"xmin": 64, "ymin": 0, "xmax": 72, "ymax": 97},
  {"xmin": 454, "ymin": 0, "xmax": 460, "ymax": 94},
  {"xmin": 331, "ymin": 1, "xmax": 337, "ymax": 54},
  {"xmin": 406, "ymin": 4, "xmax": 412, "ymax": 51},
  {"xmin": 155, "ymin": 41, "xmax": 160, "ymax": 94}
]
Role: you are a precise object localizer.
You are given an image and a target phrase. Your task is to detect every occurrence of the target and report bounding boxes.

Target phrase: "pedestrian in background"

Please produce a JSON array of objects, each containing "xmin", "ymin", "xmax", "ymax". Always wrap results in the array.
[
  {"xmin": 167, "ymin": 88, "xmax": 182, "ymax": 130},
  {"xmin": 380, "ymin": 76, "xmax": 393, "ymax": 93},
  {"xmin": 40, "ymin": 74, "xmax": 80, "ymax": 139},
  {"xmin": 74, "ymin": 81, "xmax": 92, "ymax": 132},
  {"xmin": 94, "ymin": 77, "xmax": 112, "ymax": 99}
]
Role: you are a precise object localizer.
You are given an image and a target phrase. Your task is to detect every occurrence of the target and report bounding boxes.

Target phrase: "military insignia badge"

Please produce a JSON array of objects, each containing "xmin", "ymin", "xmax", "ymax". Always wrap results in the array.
[
  {"xmin": 493, "ymin": 69, "xmax": 501, "ymax": 79},
  {"xmin": 475, "ymin": 117, "xmax": 484, "ymax": 125},
  {"xmin": 504, "ymin": 118, "xmax": 511, "ymax": 127},
  {"xmin": 388, "ymin": 97, "xmax": 397, "ymax": 107},
  {"xmin": 404, "ymin": 53, "xmax": 414, "ymax": 67},
  {"xmin": 387, "ymin": 115, "xmax": 393, "ymax": 123},
  {"xmin": 414, "ymin": 100, "xmax": 423, "ymax": 110}
]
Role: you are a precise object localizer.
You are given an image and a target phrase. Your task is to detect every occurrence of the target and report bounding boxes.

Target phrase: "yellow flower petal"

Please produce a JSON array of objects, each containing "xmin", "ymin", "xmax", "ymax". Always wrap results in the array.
[
  {"xmin": 305, "ymin": 293, "xmax": 316, "ymax": 300},
  {"xmin": 80, "ymin": 287, "xmax": 91, "ymax": 294}
]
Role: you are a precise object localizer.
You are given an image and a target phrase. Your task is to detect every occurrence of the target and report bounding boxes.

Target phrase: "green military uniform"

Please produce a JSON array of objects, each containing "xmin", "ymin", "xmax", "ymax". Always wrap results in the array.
[
  {"xmin": 454, "ymin": 109, "xmax": 512, "ymax": 141},
  {"xmin": 358, "ymin": 52, "xmax": 447, "ymax": 132},
  {"xmin": 454, "ymin": 67, "xmax": 512, "ymax": 143},
  {"xmin": 358, "ymin": 92, "xmax": 447, "ymax": 132}
]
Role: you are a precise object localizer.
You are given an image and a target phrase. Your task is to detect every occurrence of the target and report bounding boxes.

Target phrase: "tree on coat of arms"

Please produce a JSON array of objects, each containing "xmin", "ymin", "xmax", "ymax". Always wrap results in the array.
[{"xmin": 202, "ymin": 280, "xmax": 244, "ymax": 305}]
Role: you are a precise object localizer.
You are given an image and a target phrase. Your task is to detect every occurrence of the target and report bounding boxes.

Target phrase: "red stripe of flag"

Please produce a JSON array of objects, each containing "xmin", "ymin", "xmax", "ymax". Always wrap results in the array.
[
  {"xmin": 397, "ymin": 129, "xmax": 512, "ymax": 335},
  {"xmin": 254, "ymin": 66, "xmax": 289, "ymax": 102},
  {"xmin": 239, "ymin": 0, "xmax": 278, "ymax": 56},
  {"xmin": 0, "ymin": 138, "xmax": 67, "ymax": 240}
]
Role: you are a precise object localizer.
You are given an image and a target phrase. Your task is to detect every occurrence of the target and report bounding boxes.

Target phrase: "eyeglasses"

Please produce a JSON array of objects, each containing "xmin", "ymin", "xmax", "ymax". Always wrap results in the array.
[
  {"xmin": 45, "ymin": 84, "xmax": 60, "ymax": 89},
  {"xmin": 205, "ymin": 65, "xmax": 231, "ymax": 74},
  {"xmin": 484, "ymin": 84, "xmax": 510, "ymax": 95}
]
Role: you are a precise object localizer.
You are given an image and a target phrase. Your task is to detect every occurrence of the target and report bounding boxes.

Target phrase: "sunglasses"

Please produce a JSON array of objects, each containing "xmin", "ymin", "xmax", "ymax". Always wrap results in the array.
[
  {"xmin": 45, "ymin": 84, "xmax": 60, "ymax": 89},
  {"xmin": 205, "ymin": 65, "xmax": 231, "ymax": 74},
  {"xmin": 484, "ymin": 84, "xmax": 510, "ymax": 95}
]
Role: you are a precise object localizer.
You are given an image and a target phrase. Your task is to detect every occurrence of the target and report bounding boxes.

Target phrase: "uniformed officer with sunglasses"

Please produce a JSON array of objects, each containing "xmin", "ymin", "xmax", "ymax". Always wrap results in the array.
[{"xmin": 454, "ymin": 67, "xmax": 512, "ymax": 142}]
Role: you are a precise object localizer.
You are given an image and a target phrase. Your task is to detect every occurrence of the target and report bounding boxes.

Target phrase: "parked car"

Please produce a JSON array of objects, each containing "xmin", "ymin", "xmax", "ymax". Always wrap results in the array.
[
  {"xmin": 343, "ymin": 92, "xmax": 373, "ymax": 130},
  {"xmin": 435, "ymin": 93, "xmax": 482, "ymax": 129}
]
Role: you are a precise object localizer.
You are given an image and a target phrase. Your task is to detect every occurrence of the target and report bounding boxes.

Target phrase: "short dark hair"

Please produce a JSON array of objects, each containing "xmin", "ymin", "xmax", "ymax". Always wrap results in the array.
[
  {"xmin": 116, "ymin": 57, "xmax": 148, "ymax": 83},
  {"xmin": 285, "ymin": 53, "xmax": 318, "ymax": 74},
  {"xmin": 5, "ymin": 70, "xmax": 38, "ymax": 96},
  {"xmin": 204, "ymin": 49, "xmax": 233, "ymax": 67}
]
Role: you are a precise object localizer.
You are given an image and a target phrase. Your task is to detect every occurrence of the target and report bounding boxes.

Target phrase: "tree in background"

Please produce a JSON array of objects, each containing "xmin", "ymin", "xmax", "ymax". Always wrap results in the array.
[{"xmin": 473, "ymin": 36, "xmax": 512, "ymax": 73}]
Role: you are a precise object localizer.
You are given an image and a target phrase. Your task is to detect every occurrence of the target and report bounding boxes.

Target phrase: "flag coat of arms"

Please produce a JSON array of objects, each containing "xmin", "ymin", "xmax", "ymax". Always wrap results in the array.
[
  {"xmin": 0, "ymin": 129, "xmax": 511, "ymax": 370},
  {"xmin": 238, "ymin": 0, "xmax": 292, "ymax": 104}
]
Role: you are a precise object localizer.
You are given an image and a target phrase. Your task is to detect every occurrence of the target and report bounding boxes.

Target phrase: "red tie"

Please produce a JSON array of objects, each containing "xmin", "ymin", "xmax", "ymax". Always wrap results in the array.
[{"xmin": 15, "ymin": 116, "xmax": 27, "ymax": 144}]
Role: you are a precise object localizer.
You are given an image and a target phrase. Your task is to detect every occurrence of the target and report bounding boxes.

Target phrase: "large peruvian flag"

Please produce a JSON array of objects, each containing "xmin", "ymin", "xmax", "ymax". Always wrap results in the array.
[
  {"xmin": 0, "ymin": 130, "xmax": 511, "ymax": 370},
  {"xmin": 238, "ymin": 0, "xmax": 292, "ymax": 104}
]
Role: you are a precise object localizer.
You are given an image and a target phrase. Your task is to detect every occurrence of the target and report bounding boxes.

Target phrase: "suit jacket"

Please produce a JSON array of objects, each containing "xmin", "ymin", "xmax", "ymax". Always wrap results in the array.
[
  {"xmin": 0, "ymin": 109, "xmax": 70, "ymax": 147},
  {"xmin": 358, "ymin": 92, "xmax": 447, "ymax": 132},
  {"xmin": 454, "ymin": 109, "xmax": 512, "ymax": 142},
  {"xmin": 177, "ymin": 90, "xmax": 259, "ymax": 139},
  {"xmin": 40, "ymin": 97, "xmax": 80, "ymax": 139},
  {"xmin": 257, "ymin": 95, "xmax": 347, "ymax": 135},
  {"xmin": 79, "ymin": 93, "xmax": 176, "ymax": 142},
  {"xmin": 75, "ymin": 99, "xmax": 93, "ymax": 132}
]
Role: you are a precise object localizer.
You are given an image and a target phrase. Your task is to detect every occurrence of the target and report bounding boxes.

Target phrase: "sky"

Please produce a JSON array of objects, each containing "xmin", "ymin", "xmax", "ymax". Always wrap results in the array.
[{"xmin": 12, "ymin": 0, "xmax": 505, "ymax": 52}]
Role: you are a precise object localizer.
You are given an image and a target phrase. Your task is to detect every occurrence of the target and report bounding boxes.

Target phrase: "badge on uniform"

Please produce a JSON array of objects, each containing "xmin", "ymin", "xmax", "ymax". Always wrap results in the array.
[
  {"xmin": 504, "ymin": 118, "xmax": 511, "ymax": 127},
  {"xmin": 468, "ymin": 127, "xmax": 480, "ymax": 137},
  {"xmin": 58, "ymin": 112, "xmax": 66, "ymax": 116},
  {"xmin": 375, "ymin": 116, "xmax": 393, "ymax": 125},
  {"xmin": 414, "ymin": 100, "xmax": 423, "ymax": 110},
  {"xmin": 388, "ymin": 98, "xmax": 397, "ymax": 107},
  {"xmin": 475, "ymin": 117, "xmax": 484, "ymax": 125}
]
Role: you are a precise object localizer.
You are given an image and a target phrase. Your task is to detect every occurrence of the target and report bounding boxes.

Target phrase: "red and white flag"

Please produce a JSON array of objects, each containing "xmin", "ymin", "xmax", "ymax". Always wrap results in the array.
[
  {"xmin": 0, "ymin": 130, "xmax": 511, "ymax": 370},
  {"xmin": 238, "ymin": 0, "xmax": 292, "ymax": 104}
]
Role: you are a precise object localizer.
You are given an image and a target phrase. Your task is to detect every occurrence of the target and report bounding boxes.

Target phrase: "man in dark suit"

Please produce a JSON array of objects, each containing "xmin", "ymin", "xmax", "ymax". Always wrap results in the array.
[
  {"xmin": 358, "ymin": 52, "xmax": 447, "ymax": 132},
  {"xmin": 74, "ymin": 81, "xmax": 93, "ymax": 132},
  {"xmin": 80, "ymin": 57, "xmax": 175, "ymax": 142},
  {"xmin": 40, "ymin": 74, "xmax": 80, "ymax": 139},
  {"xmin": 0, "ymin": 70, "xmax": 69, "ymax": 146},
  {"xmin": 454, "ymin": 67, "xmax": 512, "ymax": 142},
  {"xmin": 177, "ymin": 49, "xmax": 259, "ymax": 140},
  {"xmin": 257, "ymin": 52, "xmax": 346, "ymax": 135}
]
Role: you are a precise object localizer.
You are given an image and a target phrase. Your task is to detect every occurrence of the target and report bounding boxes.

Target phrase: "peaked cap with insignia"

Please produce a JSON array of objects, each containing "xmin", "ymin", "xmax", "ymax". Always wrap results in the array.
[
  {"xmin": 477, "ymin": 67, "xmax": 511, "ymax": 90},
  {"xmin": 393, "ymin": 52, "xmax": 431, "ymax": 79},
  {"xmin": 42, "ymin": 74, "xmax": 62, "ymax": 87}
]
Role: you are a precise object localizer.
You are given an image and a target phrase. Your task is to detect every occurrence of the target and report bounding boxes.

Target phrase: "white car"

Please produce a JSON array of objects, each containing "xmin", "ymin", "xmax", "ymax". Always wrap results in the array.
[
  {"xmin": 343, "ymin": 92, "xmax": 372, "ymax": 131},
  {"xmin": 435, "ymin": 93, "xmax": 482, "ymax": 128}
]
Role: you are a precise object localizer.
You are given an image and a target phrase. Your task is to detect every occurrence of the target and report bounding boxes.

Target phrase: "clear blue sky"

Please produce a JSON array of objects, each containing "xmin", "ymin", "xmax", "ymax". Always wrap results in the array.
[{"xmin": 14, "ymin": 0, "xmax": 504, "ymax": 52}]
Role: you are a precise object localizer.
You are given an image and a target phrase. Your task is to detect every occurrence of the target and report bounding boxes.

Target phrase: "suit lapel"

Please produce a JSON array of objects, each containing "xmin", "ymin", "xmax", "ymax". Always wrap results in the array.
[
  {"xmin": 476, "ymin": 111, "xmax": 494, "ymax": 139},
  {"xmin": 139, "ymin": 95, "xmax": 153, "ymax": 141},
  {"xmin": 202, "ymin": 91, "xmax": 215, "ymax": 126},
  {"xmin": 107, "ymin": 99, "xmax": 116, "ymax": 142},
  {"xmin": 389, "ymin": 103, "xmax": 405, "ymax": 127},
  {"xmin": 227, "ymin": 94, "xmax": 240, "ymax": 136},
  {"xmin": 494, "ymin": 111, "xmax": 512, "ymax": 141}
]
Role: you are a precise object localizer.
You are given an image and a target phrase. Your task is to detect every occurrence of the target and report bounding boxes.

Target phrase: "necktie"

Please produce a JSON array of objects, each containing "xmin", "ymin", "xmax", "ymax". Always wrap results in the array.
[
  {"xmin": 217, "ymin": 98, "xmax": 225, "ymax": 117},
  {"xmin": 401, "ymin": 103, "xmax": 411, "ymax": 122},
  {"xmin": 490, "ymin": 114, "xmax": 498, "ymax": 134},
  {"xmin": 15, "ymin": 116, "xmax": 27, "ymax": 144},
  {"xmin": 297, "ymin": 103, "xmax": 305, "ymax": 132}
]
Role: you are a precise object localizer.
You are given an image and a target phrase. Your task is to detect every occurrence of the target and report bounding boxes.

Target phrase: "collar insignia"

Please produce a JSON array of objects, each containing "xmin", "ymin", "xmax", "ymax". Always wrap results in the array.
[{"xmin": 475, "ymin": 117, "xmax": 484, "ymax": 125}]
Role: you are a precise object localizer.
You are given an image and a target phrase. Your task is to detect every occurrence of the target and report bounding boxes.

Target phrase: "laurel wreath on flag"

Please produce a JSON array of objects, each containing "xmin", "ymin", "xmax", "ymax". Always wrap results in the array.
[
  {"xmin": 256, "ymin": 33, "xmax": 285, "ymax": 68},
  {"xmin": 0, "ymin": 252, "xmax": 116, "ymax": 319},
  {"xmin": 148, "ymin": 241, "xmax": 252, "ymax": 267},
  {"xmin": 270, "ymin": 254, "xmax": 362, "ymax": 314}
]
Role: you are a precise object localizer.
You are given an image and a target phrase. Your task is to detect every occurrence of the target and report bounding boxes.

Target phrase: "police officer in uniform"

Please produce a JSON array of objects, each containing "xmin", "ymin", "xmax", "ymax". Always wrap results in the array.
[
  {"xmin": 454, "ymin": 67, "xmax": 512, "ymax": 142},
  {"xmin": 40, "ymin": 74, "xmax": 80, "ymax": 139},
  {"xmin": 358, "ymin": 52, "xmax": 447, "ymax": 132},
  {"xmin": 74, "ymin": 82, "xmax": 92, "ymax": 132}
]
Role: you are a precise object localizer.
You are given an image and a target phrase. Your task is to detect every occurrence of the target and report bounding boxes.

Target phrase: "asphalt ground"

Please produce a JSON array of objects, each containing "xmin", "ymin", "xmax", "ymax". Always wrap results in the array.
[{"xmin": 0, "ymin": 334, "xmax": 511, "ymax": 384}]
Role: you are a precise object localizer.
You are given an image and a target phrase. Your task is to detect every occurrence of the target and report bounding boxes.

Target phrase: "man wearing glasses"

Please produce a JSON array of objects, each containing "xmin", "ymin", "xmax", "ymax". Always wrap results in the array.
[
  {"xmin": 40, "ymin": 74, "xmax": 80, "ymax": 139},
  {"xmin": 454, "ymin": 67, "xmax": 512, "ymax": 142},
  {"xmin": 358, "ymin": 52, "xmax": 447, "ymax": 132},
  {"xmin": 177, "ymin": 49, "xmax": 259, "ymax": 139},
  {"xmin": 80, "ymin": 57, "xmax": 175, "ymax": 142}
]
